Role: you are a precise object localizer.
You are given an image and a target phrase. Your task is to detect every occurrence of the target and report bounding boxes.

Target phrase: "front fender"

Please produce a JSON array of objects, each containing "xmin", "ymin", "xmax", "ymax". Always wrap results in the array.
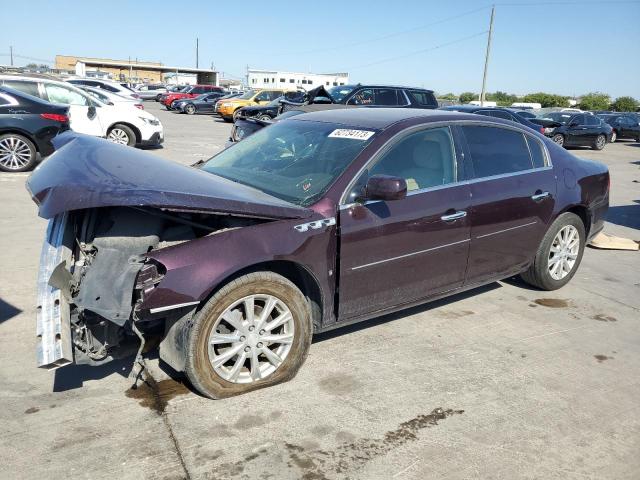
[{"xmin": 140, "ymin": 216, "xmax": 337, "ymax": 318}]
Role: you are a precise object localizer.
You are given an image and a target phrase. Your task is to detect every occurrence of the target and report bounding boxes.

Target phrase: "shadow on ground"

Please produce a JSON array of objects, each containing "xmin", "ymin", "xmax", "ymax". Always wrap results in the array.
[
  {"xmin": 607, "ymin": 202, "xmax": 640, "ymax": 230},
  {"xmin": 0, "ymin": 297, "xmax": 22, "ymax": 324},
  {"xmin": 314, "ymin": 282, "xmax": 502, "ymax": 343},
  {"xmin": 53, "ymin": 356, "xmax": 135, "ymax": 392}
]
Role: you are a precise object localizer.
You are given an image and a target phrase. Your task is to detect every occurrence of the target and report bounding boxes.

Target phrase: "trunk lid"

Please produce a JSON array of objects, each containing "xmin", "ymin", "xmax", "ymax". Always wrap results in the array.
[{"xmin": 26, "ymin": 132, "xmax": 313, "ymax": 220}]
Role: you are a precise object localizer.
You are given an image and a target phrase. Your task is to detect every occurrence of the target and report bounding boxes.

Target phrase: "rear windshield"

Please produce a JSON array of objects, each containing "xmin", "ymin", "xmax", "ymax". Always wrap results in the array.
[
  {"xmin": 202, "ymin": 120, "xmax": 377, "ymax": 206},
  {"xmin": 541, "ymin": 112, "xmax": 573, "ymax": 124}
]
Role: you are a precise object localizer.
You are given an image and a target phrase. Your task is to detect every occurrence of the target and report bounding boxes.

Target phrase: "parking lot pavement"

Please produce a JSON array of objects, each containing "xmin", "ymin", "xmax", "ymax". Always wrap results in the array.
[{"xmin": 0, "ymin": 106, "xmax": 638, "ymax": 480}]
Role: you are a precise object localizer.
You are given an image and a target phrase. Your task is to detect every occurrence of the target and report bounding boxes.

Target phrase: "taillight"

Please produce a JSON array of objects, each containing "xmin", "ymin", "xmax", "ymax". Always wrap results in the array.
[
  {"xmin": 40, "ymin": 113, "xmax": 69, "ymax": 123},
  {"xmin": 134, "ymin": 104, "xmax": 144, "ymax": 110},
  {"xmin": 540, "ymin": 126, "xmax": 545, "ymax": 134}
]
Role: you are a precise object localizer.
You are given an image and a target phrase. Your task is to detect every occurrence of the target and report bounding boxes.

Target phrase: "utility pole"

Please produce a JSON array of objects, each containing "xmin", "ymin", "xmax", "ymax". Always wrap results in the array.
[
  {"xmin": 10, "ymin": 46, "xmax": 13, "ymax": 66},
  {"xmin": 196, "ymin": 38, "xmax": 199, "ymax": 68},
  {"xmin": 480, "ymin": 5, "xmax": 495, "ymax": 107}
]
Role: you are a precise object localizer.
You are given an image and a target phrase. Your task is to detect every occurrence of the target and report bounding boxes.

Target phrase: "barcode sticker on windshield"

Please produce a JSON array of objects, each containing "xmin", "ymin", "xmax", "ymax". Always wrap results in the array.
[{"xmin": 328, "ymin": 129, "xmax": 375, "ymax": 140}]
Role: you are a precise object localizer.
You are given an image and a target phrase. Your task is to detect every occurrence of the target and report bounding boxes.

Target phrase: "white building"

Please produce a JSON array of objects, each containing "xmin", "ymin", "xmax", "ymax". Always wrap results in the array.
[{"xmin": 247, "ymin": 69, "xmax": 349, "ymax": 90}]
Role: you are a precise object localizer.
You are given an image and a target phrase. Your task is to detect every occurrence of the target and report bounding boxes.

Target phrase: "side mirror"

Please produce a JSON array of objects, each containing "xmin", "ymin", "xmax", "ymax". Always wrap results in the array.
[
  {"xmin": 88, "ymin": 105, "xmax": 97, "ymax": 119},
  {"xmin": 364, "ymin": 175, "xmax": 407, "ymax": 201}
]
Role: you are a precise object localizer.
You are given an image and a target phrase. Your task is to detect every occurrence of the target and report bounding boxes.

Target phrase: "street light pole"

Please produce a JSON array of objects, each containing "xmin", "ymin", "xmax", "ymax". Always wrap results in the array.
[{"xmin": 480, "ymin": 5, "xmax": 495, "ymax": 107}]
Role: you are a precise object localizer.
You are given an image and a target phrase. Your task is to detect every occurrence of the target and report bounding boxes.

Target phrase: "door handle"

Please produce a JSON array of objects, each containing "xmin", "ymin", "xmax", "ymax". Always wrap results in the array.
[
  {"xmin": 531, "ymin": 191, "xmax": 550, "ymax": 202},
  {"xmin": 441, "ymin": 211, "xmax": 467, "ymax": 222}
]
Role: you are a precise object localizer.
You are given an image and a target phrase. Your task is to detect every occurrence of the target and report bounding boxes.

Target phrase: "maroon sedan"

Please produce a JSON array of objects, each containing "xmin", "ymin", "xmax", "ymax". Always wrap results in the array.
[{"xmin": 27, "ymin": 109, "xmax": 609, "ymax": 398}]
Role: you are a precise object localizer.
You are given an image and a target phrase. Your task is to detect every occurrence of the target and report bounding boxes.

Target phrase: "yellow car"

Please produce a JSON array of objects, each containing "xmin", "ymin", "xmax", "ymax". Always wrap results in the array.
[{"xmin": 217, "ymin": 89, "xmax": 289, "ymax": 122}]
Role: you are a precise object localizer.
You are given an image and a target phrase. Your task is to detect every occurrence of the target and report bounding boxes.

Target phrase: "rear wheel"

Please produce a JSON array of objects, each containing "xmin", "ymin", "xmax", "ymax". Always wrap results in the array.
[
  {"xmin": 592, "ymin": 134, "xmax": 606, "ymax": 150},
  {"xmin": 552, "ymin": 133, "xmax": 565, "ymax": 147},
  {"xmin": 258, "ymin": 114, "xmax": 272, "ymax": 121},
  {"xmin": 0, "ymin": 133, "xmax": 37, "ymax": 172},
  {"xmin": 185, "ymin": 272, "xmax": 312, "ymax": 399},
  {"xmin": 185, "ymin": 104, "xmax": 196, "ymax": 115},
  {"xmin": 232, "ymin": 109, "xmax": 244, "ymax": 122},
  {"xmin": 107, "ymin": 124, "xmax": 136, "ymax": 147},
  {"xmin": 520, "ymin": 212, "xmax": 585, "ymax": 291}
]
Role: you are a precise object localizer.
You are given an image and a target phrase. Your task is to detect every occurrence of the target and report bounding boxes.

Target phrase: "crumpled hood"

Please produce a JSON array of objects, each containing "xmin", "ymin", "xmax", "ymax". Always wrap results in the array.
[{"xmin": 26, "ymin": 132, "xmax": 313, "ymax": 220}]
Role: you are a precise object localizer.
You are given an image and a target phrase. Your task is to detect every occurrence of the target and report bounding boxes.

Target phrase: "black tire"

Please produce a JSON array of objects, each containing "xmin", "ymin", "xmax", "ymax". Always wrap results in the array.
[
  {"xmin": 0, "ymin": 133, "xmax": 37, "ymax": 172},
  {"xmin": 185, "ymin": 104, "xmax": 196, "ymax": 115},
  {"xmin": 610, "ymin": 130, "xmax": 617, "ymax": 143},
  {"xmin": 106, "ymin": 124, "xmax": 136, "ymax": 147},
  {"xmin": 185, "ymin": 272, "xmax": 313, "ymax": 399},
  {"xmin": 552, "ymin": 133, "xmax": 565, "ymax": 147},
  {"xmin": 520, "ymin": 212, "xmax": 586, "ymax": 291},
  {"xmin": 232, "ymin": 109, "xmax": 243, "ymax": 122},
  {"xmin": 258, "ymin": 114, "xmax": 272, "ymax": 121},
  {"xmin": 592, "ymin": 134, "xmax": 606, "ymax": 150}
]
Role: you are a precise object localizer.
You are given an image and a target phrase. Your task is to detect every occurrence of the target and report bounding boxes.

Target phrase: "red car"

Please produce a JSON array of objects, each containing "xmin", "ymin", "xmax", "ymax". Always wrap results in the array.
[{"xmin": 160, "ymin": 84, "xmax": 223, "ymax": 109}]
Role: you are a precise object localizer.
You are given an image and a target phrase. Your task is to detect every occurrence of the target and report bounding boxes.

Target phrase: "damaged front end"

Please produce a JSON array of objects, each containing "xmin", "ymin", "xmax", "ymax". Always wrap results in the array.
[{"xmin": 36, "ymin": 206, "xmax": 267, "ymax": 369}]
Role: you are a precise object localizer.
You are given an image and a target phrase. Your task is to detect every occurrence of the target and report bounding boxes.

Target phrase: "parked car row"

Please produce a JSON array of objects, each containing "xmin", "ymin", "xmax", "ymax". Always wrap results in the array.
[{"xmin": 0, "ymin": 74, "xmax": 164, "ymax": 170}]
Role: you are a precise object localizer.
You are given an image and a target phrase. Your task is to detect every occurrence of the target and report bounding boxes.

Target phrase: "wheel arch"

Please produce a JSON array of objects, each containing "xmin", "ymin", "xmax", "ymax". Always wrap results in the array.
[
  {"xmin": 196, "ymin": 260, "xmax": 325, "ymax": 331},
  {"xmin": 559, "ymin": 204, "xmax": 591, "ymax": 236},
  {"xmin": 0, "ymin": 128, "xmax": 39, "ymax": 152},
  {"xmin": 106, "ymin": 122, "xmax": 141, "ymax": 144}
]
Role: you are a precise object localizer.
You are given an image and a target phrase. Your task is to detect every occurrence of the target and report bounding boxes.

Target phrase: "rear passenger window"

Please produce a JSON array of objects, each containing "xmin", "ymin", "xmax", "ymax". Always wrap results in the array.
[
  {"xmin": 586, "ymin": 115, "xmax": 600, "ymax": 126},
  {"xmin": 526, "ymin": 137, "xmax": 546, "ymax": 168},
  {"xmin": 406, "ymin": 90, "xmax": 437, "ymax": 108},
  {"xmin": 462, "ymin": 126, "xmax": 533, "ymax": 178},
  {"xmin": 2, "ymin": 80, "xmax": 40, "ymax": 98},
  {"xmin": 490, "ymin": 110, "xmax": 514, "ymax": 120}
]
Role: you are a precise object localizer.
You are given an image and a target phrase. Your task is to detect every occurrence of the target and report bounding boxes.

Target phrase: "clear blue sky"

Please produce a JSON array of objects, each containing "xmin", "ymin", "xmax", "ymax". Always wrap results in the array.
[{"xmin": 2, "ymin": 0, "xmax": 639, "ymax": 98}]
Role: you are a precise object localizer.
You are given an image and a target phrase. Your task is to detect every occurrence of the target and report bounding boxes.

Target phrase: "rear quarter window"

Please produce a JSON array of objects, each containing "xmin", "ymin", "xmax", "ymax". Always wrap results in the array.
[
  {"xmin": 526, "ymin": 136, "xmax": 547, "ymax": 168},
  {"xmin": 462, "ymin": 125, "xmax": 534, "ymax": 177},
  {"xmin": 406, "ymin": 90, "xmax": 437, "ymax": 108}
]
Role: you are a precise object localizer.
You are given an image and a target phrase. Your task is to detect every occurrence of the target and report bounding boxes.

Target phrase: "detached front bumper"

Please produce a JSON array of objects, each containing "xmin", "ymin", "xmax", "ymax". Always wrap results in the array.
[{"xmin": 36, "ymin": 213, "xmax": 74, "ymax": 369}]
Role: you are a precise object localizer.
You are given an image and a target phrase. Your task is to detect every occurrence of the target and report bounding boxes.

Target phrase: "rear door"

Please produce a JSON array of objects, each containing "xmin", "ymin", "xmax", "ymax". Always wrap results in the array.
[
  {"xmin": 42, "ymin": 83, "xmax": 104, "ymax": 137},
  {"xmin": 584, "ymin": 114, "xmax": 603, "ymax": 143},
  {"xmin": 338, "ymin": 126, "xmax": 471, "ymax": 319},
  {"xmin": 459, "ymin": 124, "xmax": 557, "ymax": 284}
]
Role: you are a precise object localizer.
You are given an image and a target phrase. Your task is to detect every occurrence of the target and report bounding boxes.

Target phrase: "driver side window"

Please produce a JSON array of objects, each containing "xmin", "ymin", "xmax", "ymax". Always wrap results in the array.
[
  {"xmin": 254, "ymin": 91, "xmax": 271, "ymax": 102},
  {"xmin": 349, "ymin": 127, "xmax": 456, "ymax": 200}
]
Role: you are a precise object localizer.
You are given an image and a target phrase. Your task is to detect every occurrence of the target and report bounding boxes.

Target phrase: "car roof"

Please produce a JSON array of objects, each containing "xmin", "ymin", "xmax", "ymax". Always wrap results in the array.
[
  {"xmin": 288, "ymin": 107, "xmax": 489, "ymax": 129},
  {"xmin": 336, "ymin": 84, "xmax": 434, "ymax": 93}
]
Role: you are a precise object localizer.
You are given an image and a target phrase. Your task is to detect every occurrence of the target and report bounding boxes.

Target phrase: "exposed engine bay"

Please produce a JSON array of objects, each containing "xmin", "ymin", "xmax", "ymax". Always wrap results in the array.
[{"xmin": 56, "ymin": 207, "xmax": 266, "ymax": 366}]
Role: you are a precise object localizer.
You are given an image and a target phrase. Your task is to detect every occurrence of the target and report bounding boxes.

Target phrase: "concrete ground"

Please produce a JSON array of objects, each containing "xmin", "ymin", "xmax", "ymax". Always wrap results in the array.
[{"xmin": 0, "ymin": 102, "xmax": 638, "ymax": 480}]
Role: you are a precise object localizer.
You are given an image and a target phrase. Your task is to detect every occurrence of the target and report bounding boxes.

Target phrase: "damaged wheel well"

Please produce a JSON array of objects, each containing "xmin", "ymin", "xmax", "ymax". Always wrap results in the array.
[{"xmin": 199, "ymin": 261, "xmax": 324, "ymax": 331}]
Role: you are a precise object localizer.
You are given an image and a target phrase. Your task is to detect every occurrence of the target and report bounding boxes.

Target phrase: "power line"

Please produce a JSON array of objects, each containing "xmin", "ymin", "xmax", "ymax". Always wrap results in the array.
[
  {"xmin": 256, "ymin": 5, "xmax": 492, "ymax": 57},
  {"xmin": 341, "ymin": 30, "xmax": 488, "ymax": 71}
]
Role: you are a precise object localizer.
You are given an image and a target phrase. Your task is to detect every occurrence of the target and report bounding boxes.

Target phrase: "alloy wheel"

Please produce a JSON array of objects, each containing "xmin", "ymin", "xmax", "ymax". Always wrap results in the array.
[
  {"xmin": 548, "ymin": 225, "xmax": 580, "ymax": 280},
  {"xmin": 107, "ymin": 128, "xmax": 130, "ymax": 145},
  {"xmin": 552, "ymin": 134, "xmax": 564, "ymax": 146},
  {"xmin": 186, "ymin": 105, "xmax": 196, "ymax": 114},
  {"xmin": 0, "ymin": 136, "xmax": 32, "ymax": 170},
  {"xmin": 595, "ymin": 135, "xmax": 606, "ymax": 149},
  {"xmin": 208, "ymin": 294, "xmax": 295, "ymax": 384}
]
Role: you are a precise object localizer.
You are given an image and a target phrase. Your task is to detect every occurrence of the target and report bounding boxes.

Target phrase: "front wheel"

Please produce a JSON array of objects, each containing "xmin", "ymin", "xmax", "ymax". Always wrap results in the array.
[
  {"xmin": 258, "ymin": 114, "xmax": 272, "ymax": 121},
  {"xmin": 592, "ymin": 134, "xmax": 606, "ymax": 150},
  {"xmin": 185, "ymin": 104, "xmax": 196, "ymax": 115},
  {"xmin": 185, "ymin": 272, "xmax": 312, "ymax": 399},
  {"xmin": 107, "ymin": 124, "xmax": 136, "ymax": 147},
  {"xmin": 552, "ymin": 133, "xmax": 565, "ymax": 147},
  {"xmin": 0, "ymin": 133, "xmax": 37, "ymax": 172},
  {"xmin": 520, "ymin": 212, "xmax": 586, "ymax": 291}
]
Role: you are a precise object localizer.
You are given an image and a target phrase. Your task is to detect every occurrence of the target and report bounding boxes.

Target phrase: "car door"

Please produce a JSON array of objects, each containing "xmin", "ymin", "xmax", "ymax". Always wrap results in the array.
[
  {"xmin": 200, "ymin": 94, "xmax": 216, "ymax": 113},
  {"xmin": 584, "ymin": 114, "xmax": 603, "ymax": 143},
  {"xmin": 565, "ymin": 114, "xmax": 589, "ymax": 145},
  {"xmin": 338, "ymin": 126, "xmax": 471, "ymax": 319},
  {"xmin": 459, "ymin": 124, "xmax": 557, "ymax": 284},
  {"xmin": 42, "ymin": 83, "xmax": 104, "ymax": 136}
]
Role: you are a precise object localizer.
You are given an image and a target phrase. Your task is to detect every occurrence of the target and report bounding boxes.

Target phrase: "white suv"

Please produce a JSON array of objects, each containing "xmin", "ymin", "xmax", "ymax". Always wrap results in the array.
[
  {"xmin": 0, "ymin": 75, "xmax": 163, "ymax": 147},
  {"xmin": 67, "ymin": 78, "xmax": 141, "ymax": 101}
]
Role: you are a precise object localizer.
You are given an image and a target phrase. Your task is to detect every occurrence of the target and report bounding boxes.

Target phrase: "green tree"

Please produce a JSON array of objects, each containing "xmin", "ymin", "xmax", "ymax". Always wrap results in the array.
[
  {"xmin": 486, "ymin": 91, "xmax": 518, "ymax": 106},
  {"xmin": 610, "ymin": 96, "xmax": 638, "ymax": 112},
  {"xmin": 438, "ymin": 92, "xmax": 458, "ymax": 101},
  {"xmin": 459, "ymin": 92, "xmax": 477, "ymax": 104},
  {"xmin": 579, "ymin": 92, "xmax": 610, "ymax": 111},
  {"xmin": 522, "ymin": 92, "xmax": 570, "ymax": 108}
]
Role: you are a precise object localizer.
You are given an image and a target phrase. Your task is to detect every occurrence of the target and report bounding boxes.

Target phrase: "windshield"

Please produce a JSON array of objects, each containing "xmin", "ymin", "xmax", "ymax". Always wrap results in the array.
[
  {"xmin": 201, "ymin": 120, "xmax": 377, "ymax": 206},
  {"xmin": 236, "ymin": 90, "xmax": 257, "ymax": 100},
  {"xmin": 540, "ymin": 112, "xmax": 573, "ymax": 124},
  {"xmin": 327, "ymin": 85, "xmax": 355, "ymax": 102}
]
